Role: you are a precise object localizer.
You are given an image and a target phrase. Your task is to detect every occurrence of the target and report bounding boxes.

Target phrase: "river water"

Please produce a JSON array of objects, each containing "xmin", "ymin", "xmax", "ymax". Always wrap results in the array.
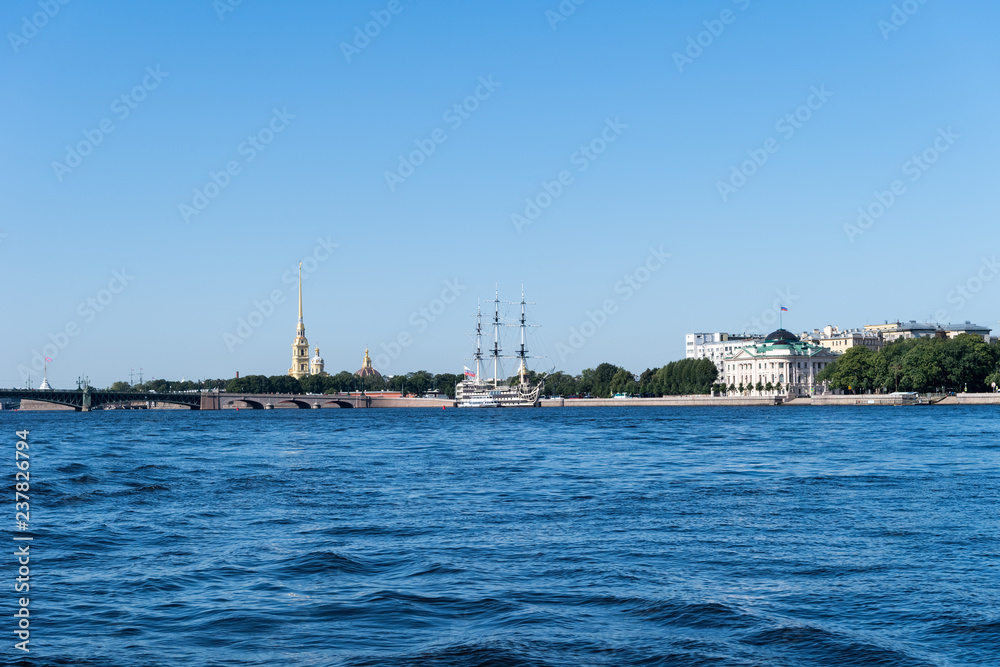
[{"xmin": 3, "ymin": 407, "xmax": 998, "ymax": 665}]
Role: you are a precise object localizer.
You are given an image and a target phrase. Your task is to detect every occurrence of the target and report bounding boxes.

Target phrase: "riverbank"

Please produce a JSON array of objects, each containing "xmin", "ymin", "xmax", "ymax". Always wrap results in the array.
[{"xmin": 11, "ymin": 393, "xmax": 1000, "ymax": 410}]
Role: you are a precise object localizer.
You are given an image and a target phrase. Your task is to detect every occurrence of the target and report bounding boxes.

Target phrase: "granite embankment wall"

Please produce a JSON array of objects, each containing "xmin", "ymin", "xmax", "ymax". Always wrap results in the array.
[
  {"xmin": 368, "ymin": 397, "xmax": 454, "ymax": 408},
  {"xmin": 809, "ymin": 395, "xmax": 920, "ymax": 406},
  {"xmin": 936, "ymin": 393, "xmax": 1000, "ymax": 405},
  {"xmin": 540, "ymin": 397, "xmax": 778, "ymax": 407}
]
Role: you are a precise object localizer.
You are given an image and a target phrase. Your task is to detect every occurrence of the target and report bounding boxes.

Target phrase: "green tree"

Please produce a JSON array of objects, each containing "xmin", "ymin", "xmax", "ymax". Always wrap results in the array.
[
  {"xmin": 610, "ymin": 368, "xmax": 638, "ymax": 396},
  {"xmin": 819, "ymin": 346, "xmax": 874, "ymax": 393},
  {"xmin": 406, "ymin": 370, "xmax": 434, "ymax": 396},
  {"xmin": 433, "ymin": 373, "xmax": 462, "ymax": 399},
  {"xmin": 226, "ymin": 375, "xmax": 272, "ymax": 393},
  {"xmin": 321, "ymin": 372, "xmax": 355, "ymax": 394},
  {"xmin": 300, "ymin": 374, "xmax": 330, "ymax": 394},
  {"xmin": 268, "ymin": 375, "xmax": 302, "ymax": 394}
]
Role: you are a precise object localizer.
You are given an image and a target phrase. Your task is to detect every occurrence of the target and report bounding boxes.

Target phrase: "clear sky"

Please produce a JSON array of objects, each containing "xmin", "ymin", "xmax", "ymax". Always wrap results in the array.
[{"xmin": 2, "ymin": 0, "xmax": 998, "ymax": 388}]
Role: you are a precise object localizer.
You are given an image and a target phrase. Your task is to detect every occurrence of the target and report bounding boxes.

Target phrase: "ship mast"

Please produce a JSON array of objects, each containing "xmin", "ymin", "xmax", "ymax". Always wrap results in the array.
[
  {"xmin": 517, "ymin": 284, "xmax": 528, "ymax": 382},
  {"xmin": 474, "ymin": 301, "xmax": 484, "ymax": 384},
  {"xmin": 492, "ymin": 284, "xmax": 501, "ymax": 388}
]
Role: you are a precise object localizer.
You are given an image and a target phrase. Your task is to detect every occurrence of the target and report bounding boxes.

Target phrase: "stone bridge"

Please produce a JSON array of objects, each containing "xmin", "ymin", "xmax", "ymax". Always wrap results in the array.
[
  {"xmin": 221, "ymin": 393, "xmax": 371, "ymax": 409},
  {"xmin": 0, "ymin": 389, "xmax": 455, "ymax": 411},
  {"xmin": 0, "ymin": 388, "xmax": 211, "ymax": 411}
]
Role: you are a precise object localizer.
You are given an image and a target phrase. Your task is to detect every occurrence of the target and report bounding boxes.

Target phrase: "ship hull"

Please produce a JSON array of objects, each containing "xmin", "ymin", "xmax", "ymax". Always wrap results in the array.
[{"xmin": 456, "ymin": 381, "xmax": 540, "ymax": 408}]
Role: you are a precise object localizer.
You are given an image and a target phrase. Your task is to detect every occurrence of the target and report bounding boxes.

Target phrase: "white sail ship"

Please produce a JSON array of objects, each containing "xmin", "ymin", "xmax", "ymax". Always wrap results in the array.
[{"xmin": 456, "ymin": 286, "xmax": 542, "ymax": 408}]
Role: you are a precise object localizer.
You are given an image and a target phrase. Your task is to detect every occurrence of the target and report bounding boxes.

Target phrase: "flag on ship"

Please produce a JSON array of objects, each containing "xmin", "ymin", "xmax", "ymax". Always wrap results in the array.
[{"xmin": 464, "ymin": 366, "xmax": 476, "ymax": 378}]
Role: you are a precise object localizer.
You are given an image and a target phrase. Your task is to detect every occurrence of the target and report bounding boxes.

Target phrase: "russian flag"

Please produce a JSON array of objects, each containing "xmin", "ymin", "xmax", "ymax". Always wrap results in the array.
[
  {"xmin": 780, "ymin": 306, "xmax": 788, "ymax": 312},
  {"xmin": 463, "ymin": 366, "xmax": 476, "ymax": 378}
]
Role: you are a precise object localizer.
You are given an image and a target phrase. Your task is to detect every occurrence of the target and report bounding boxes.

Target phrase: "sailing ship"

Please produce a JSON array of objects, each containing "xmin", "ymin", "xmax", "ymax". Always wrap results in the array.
[{"xmin": 456, "ymin": 286, "xmax": 542, "ymax": 408}]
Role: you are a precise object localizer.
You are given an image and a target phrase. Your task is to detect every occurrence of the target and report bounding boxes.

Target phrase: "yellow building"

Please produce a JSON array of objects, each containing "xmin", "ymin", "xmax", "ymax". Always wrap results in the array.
[{"xmin": 288, "ymin": 264, "xmax": 328, "ymax": 379}]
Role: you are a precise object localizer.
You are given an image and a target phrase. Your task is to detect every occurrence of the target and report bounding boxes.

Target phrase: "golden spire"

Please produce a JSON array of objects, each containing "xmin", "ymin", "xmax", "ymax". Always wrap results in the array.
[
  {"xmin": 297, "ymin": 262, "xmax": 303, "ymax": 325},
  {"xmin": 363, "ymin": 347, "xmax": 371, "ymax": 368}
]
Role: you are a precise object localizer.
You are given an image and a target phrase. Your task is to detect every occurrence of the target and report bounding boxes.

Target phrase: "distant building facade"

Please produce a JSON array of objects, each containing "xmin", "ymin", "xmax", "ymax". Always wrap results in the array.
[
  {"xmin": 941, "ymin": 321, "xmax": 992, "ymax": 342},
  {"xmin": 800, "ymin": 325, "xmax": 883, "ymax": 354},
  {"xmin": 725, "ymin": 329, "xmax": 837, "ymax": 397},
  {"xmin": 864, "ymin": 320, "xmax": 993, "ymax": 343},
  {"xmin": 685, "ymin": 332, "xmax": 763, "ymax": 380}
]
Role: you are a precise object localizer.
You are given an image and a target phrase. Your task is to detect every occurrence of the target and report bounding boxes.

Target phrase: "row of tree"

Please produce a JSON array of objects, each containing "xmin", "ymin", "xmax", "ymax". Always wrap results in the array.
[
  {"xmin": 108, "ymin": 372, "xmax": 466, "ymax": 399},
  {"xmin": 520, "ymin": 359, "xmax": 719, "ymax": 398},
  {"xmin": 816, "ymin": 334, "xmax": 1000, "ymax": 393},
  {"xmin": 104, "ymin": 359, "xmax": 725, "ymax": 399}
]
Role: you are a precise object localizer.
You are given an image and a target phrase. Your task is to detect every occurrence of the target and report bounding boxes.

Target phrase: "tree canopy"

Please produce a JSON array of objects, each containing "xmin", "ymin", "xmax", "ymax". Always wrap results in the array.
[{"xmin": 817, "ymin": 335, "xmax": 1000, "ymax": 393}]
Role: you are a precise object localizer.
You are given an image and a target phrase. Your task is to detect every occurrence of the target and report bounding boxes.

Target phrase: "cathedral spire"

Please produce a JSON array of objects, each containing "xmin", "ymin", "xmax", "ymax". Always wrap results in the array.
[
  {"xmin": 297, "ymin": 262, "xmax": 303, "ymax": 325},
  {"xmin": 289, "ymin": 261, "xmax": 310, "ymax": 379}
]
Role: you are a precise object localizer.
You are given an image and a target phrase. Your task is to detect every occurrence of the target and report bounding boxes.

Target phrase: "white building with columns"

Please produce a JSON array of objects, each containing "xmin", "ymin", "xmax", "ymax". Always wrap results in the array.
[{"xmin": 724, "ymin": 328, "xmax": 837, "ymax": 397}]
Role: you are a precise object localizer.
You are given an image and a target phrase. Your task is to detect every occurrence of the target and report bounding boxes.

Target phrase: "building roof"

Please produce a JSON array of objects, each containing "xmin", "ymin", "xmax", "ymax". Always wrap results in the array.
[
  {"xmin": 943, "ymin": 322, "xmax": 991, "ymax": 333},
  {"xmin": 764, "ymin": 328, "xmax": 798, "ymax": 343},
  {"xmin": 355, "ymin": 348, "xmax": 382, "ymax": 378},
  {"xmin": 729, "ymin": 335, "xmax": 835, "ymax": 360}
]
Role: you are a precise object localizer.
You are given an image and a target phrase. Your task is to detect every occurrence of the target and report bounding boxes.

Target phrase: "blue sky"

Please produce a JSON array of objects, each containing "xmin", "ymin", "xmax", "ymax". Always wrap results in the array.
[{"xmin": 2, "ymin": 0, "xmax": 998, "ymax": 387}]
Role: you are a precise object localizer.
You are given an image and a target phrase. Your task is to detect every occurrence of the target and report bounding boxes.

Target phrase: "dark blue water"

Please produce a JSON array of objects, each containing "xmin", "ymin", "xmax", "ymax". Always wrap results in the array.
[{"xmin": 3, "ymin": 407, "xmax": 998, "ymax": 666}]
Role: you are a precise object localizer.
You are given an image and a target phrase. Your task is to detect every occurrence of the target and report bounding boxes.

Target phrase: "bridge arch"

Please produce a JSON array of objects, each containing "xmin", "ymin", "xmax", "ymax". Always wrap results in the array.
[
  {"xmin": 225, "ymin": 399, "xmax": 266, "ymax": 410},
  {"xmin": 276, "ymin": 399, "xmax": 312, "ymax": 409},
  {"xmin": 319, "ymin": 400, "xmax": 354, "ymax": 409}
]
